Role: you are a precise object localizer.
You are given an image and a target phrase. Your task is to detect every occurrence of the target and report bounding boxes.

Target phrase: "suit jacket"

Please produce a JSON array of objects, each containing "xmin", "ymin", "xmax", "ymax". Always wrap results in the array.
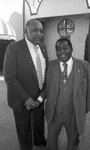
[
  {"xmin": 3, "ymin": 39, "xmax": 48, "ymax": 111},
  {"xmin": 45, "ymin": 57, "xmax": 90, "ymax": 134}
]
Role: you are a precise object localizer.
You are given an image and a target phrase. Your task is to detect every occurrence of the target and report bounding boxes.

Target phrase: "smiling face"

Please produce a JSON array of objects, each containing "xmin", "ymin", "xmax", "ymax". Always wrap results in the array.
[
  {"xmin": 56, "ymin": 39, "xmax": 73, "ymax": 62},
  {"xmin": 25, "ymin": 20, "xmax": 44, "ymax": 45}
]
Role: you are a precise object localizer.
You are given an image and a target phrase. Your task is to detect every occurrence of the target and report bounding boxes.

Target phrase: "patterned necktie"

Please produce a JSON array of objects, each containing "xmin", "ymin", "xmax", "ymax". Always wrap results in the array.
[
  {"xmin": 62, "ymin": 62, "xmax": 67, "ymax": 83},
  {"xmin": 34, "ymin": 45, "xmax": 43, "ymax": 89}
]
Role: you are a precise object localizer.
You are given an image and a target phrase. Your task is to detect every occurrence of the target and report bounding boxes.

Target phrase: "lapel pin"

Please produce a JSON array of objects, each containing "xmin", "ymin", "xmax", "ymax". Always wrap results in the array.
[
  {"xmin": 84, "ymin": 78, "xmax": 86, "ymax": 81},
  {"xmin": 78, "ymin": 69, "xmax": 80, "ymax": 73}
]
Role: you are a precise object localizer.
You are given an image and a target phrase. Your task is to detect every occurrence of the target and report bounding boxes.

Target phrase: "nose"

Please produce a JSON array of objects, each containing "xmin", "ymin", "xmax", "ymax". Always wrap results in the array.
[
  {"xmin": 37, "ymin": 30, "xmax": 43, "ymax": 36},
  {"xmin": 60, "ymin": 48, "xmax": 65, "ymax": 53},
  {"xmin": 38, "ymin": 31, "xmax": 42, "ymax": 36}
]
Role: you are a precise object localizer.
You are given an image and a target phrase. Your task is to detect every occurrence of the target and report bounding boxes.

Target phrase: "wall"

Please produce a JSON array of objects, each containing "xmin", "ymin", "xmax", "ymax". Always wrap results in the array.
[
  {"xmin": 24, "ymin": 0, "xmax": 90, "ymax": 60},
  {"xmin": 25, "ymin": 0, "xmax": 90, "ymax": 22},
  {"xmin": 0, "ymin": 0, "xmax": 89, "ymax": 59},
  {"xmin": 44, "ymin": 15, "xmax": 89, "ymax": 60}
]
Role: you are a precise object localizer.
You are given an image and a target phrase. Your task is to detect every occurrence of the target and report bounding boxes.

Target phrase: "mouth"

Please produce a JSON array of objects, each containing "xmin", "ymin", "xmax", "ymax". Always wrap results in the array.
[
  {"xmin": 35, "ymin": 38, "xmax": 42, "ymax": 43},
  {"xmin": 61, "ymin": 54, "xmax": 66, "ymax": 58}
]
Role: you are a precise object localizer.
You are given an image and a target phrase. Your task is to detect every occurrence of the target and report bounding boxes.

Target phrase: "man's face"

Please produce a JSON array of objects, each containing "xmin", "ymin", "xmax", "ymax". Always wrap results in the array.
[
  {"xmin": 56, "ymin": 40, "xmax": 73, "ymax": 62},
  {"xmin": 26, "ymin": 21, "xmax": 44, "ymax": 45}
]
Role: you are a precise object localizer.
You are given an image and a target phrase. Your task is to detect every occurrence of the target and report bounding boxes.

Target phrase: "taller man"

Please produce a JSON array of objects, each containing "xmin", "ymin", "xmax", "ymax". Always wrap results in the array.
[{"xmin": 3, "ymin": 19, "xmax": 48, "ymax": 150}]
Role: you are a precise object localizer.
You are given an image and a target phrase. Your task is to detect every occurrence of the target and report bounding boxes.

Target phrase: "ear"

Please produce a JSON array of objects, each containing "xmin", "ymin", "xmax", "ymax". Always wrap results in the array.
[
  {"xmin": 72, "ymin": 47, "xmax": 73, "ymax": 52},
  {"xmin": 24, "ymin": 27, "xmax": 27, "ymax": 35}
]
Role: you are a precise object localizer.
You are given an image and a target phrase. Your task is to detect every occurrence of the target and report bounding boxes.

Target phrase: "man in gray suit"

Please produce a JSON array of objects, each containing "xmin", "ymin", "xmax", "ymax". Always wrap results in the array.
[
  {"xmin": 45, "ymin": 38, "xmax": 90, "ymax": 150},
  {"xmin": 3, "ymin": 19, "xmax": 48, "ymax": 150}
]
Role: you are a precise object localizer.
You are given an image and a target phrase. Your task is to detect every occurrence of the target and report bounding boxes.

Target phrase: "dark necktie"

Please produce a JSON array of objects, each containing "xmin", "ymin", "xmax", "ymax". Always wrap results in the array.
[
  {"xmin": 62, "ymin": 62, "xmax": 67, "ymax": 83},
  {"xmin": 34, "ymin": 45, "xmax": 43, "ymax": 89}
]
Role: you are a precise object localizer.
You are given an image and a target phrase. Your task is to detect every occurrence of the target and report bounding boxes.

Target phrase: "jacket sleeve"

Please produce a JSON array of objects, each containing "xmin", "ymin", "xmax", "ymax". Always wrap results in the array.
[
  {"xmin": 3, "ymin": 45, "xmax": 30, "ymax": 103},
  {"xmin": 86, "ymin": 63, "xmax": 90, "ymax": 112}
]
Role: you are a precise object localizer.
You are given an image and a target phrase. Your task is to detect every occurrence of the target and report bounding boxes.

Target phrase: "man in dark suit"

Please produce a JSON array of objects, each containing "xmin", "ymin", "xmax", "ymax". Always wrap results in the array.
[
  {"xmin": 3, "ymin": 19, "xmax": 48, "ymax": 150},
  {"xmin": 45, "ymin": 38, "xmax": 90, "ymax": 150}
]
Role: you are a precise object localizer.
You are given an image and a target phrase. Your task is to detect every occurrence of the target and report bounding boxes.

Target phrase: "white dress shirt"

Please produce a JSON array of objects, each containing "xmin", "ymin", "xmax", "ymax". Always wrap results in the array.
[
  {"xmin": 60, "ymin": 57, "xmax": 73, "ymax": 77},
  {"xmin": 25, "ymin": 37, "xmax": 46, "ymax": 102},
  {"xmin": 25, "ymin": 37, "xmax": 46, "ymax": 82}
]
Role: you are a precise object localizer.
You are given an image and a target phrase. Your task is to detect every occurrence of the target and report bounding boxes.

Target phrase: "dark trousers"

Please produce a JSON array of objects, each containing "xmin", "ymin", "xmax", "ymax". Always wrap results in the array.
[
  {"xmin": 46, "ymin": 111, "xmax": 79, "ymax": 150},
  {"xmin": 13, "ymin": 103, "xmax": 46, "ymax": 150}
]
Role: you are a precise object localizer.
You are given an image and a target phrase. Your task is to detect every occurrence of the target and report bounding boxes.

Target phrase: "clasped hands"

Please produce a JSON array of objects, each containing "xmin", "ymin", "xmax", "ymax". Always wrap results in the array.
[{"xmin": 24, "ymin": 97, "xmax": 41, "ymax": 110}]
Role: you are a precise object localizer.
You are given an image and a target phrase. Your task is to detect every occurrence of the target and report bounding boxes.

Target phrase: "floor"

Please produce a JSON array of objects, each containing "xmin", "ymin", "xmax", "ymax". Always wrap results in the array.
[{"xmin": 0, "ymin": 76, "xmax": 90, "ymax": 150}]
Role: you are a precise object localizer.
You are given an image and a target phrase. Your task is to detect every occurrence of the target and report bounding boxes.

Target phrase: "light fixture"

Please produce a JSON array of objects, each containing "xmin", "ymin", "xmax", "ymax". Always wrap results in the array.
[
  {"xmin": 86, "ymin": 0, "xmax": 90, "ymax": 8},
  {"xmin": 24, "ymin": 0, "xmax": 43, "ymax": 15},
  {"xmin": 0, "ymin": 19, "xmax": 16, "ymax": 40}
]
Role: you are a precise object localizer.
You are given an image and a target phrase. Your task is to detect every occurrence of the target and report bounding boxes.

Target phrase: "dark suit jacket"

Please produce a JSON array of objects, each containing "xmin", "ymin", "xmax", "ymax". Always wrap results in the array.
[
  {"xmin": 45, "ymin": 57, "xmax": 90, "ymax": 134},
  {"xmin": 3, "ymin": 39, "xmax": 48, "ymax": 110}
]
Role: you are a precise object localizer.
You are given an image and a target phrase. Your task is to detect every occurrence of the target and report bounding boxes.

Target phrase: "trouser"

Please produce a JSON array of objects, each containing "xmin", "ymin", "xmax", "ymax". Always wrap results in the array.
[
  {"xmin": 13, "ymin": 102, "xmax": 46, "ymax": 150},
  {"xmin": 46, "ymin": 111, "xmax": 79, "ymax": 150}
]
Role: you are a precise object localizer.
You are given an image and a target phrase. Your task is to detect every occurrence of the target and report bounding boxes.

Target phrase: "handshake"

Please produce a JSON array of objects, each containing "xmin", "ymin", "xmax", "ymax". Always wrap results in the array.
[{"xmin": 24, "ymin": 97, "xmax": 41, "ymax": 110}]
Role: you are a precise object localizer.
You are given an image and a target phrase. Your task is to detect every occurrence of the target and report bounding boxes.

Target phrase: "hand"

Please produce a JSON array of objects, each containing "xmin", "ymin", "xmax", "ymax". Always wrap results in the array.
[
  {"xmin": 26, "ymin": 100, "xmax": 41, "ymax": 110},
  {"xmin": 26, "ymin": 105, "xmax": 31, "ymax": 110},
  {"xmin": 25, "ymin": 102, "xmax": 35, "ymax": 110},
  {"xmin": 25, "ymin": 97, "xmax": 35, "ymax": 107},
  {"xmin": 33, "ymin": 100, "xmax": 41, "ymax": 108}
]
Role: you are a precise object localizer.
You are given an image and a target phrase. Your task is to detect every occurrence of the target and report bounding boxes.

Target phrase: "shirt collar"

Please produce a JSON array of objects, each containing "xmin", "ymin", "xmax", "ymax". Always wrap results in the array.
[
  {"xmin": 60, "ymin": 57, "xmax": 73, "ymax": 68},
  {"xmin": 25, "ymin": 37, "xmax": 34, "ymax": 49}
]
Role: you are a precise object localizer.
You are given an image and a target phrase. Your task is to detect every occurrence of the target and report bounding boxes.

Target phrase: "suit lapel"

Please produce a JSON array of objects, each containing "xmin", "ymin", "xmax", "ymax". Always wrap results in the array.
[
  {"xmin": 53, "ymin": 60, "xmax": 60, "ymax": 92},
  {"xmin": 21, "ymin": 39, "xmax": 38, "ymax": 82},
  {"xmin": 51, "ymin": 58, "xmax": 83, "ymax": 100},
  {"xmin": 73, "ymin": 58, "xmax": 81, "ymax": 99},
  {"xmin": 52, "ymin": 58, "xmax": 82, "ymax": 99},
  {"xmin": 39, "ymin": 43, "xmax": 48, "ymax": 61}
]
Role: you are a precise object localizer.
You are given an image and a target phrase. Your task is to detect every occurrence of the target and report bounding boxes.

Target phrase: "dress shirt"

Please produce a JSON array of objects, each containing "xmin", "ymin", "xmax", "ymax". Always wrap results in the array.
[
  {"xmin": 60, "ymin": 57, "xmax": 73, "ymax": 77},
  {"xmin": 25, "ymin": 37, "xmax": 46, "ymax": 102},
  {"xmin": 25, "ymin": 37, "xmax": 46, "ymax": 82}
]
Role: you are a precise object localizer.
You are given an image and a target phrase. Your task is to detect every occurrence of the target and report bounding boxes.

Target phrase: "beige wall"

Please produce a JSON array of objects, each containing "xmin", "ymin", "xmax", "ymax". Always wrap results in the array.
[
  {"xmin": 44, "ymin": 15, "xmax": 89, "ymax": 60},
  {"xmin": 25, "ymin": 0, "xmax": 90, "ymax": 22}
]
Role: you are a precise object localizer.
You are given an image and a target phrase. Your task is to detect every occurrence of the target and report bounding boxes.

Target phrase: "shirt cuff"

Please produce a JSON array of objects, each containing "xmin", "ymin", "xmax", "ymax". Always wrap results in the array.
[{"xmin": 37, "ymin": 96, "xmax": 43, "ymax": 103}]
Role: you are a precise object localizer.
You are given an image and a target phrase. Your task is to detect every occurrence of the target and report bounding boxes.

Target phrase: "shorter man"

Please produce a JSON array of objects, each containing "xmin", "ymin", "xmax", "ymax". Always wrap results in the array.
[{"xmin": 45, "ymin": 38, "xmax": 90, "ymax": 150}]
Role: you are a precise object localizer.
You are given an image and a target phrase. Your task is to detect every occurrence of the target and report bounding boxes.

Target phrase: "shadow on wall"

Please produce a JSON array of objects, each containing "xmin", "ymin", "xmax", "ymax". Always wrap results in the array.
[
  {"xmin": 0, "ymin": 40, "xmax": 15, "ymax": 71},
  {"xmin": 9, "ymin": 11, "xmax": 23, "ymax": 41}
]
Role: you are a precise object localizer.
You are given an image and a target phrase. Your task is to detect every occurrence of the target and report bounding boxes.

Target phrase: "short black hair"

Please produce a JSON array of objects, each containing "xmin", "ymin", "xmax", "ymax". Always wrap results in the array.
[
  {"xmin": 55, "ymin": 38, "xmax": 73, "ymax": 50},
  {"xmin": 24, "ymin": 19, "xmax": 43, "ymax": 35},
  {"xmin": 25, "ymin": 19, "xmax": 43, "ymax": 27}
]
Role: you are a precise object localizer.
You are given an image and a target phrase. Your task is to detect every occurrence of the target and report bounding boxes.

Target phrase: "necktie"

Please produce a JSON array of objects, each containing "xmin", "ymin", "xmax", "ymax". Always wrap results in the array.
[
  {"xmin": 62, "ymin": 62, "xmax": 67, "ymax": 83},
  {"xmin": 34, "ymin": 45, "xmax": 43, "ymax": 89}
]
